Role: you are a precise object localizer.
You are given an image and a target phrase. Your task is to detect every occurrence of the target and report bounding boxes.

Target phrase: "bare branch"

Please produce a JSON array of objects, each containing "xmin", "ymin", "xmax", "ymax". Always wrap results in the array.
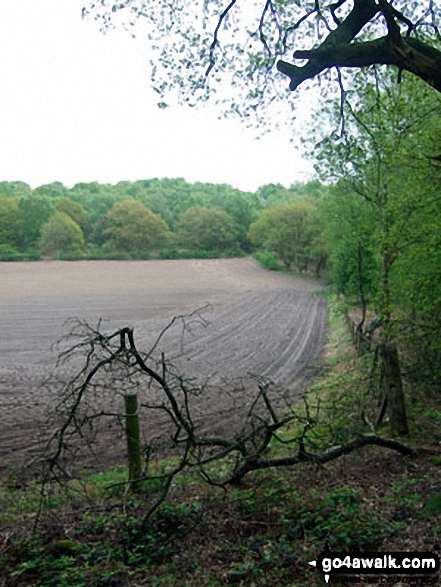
[{"xmin": 230, "ymin": 433, "xmax": 416, "ymax": 483}]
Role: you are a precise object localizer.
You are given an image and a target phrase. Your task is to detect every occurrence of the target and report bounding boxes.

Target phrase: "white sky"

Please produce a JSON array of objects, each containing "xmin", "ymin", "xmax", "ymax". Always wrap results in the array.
[{"xmin": 0, "ymin": 1, "xmax": 314, "ymax": 193}]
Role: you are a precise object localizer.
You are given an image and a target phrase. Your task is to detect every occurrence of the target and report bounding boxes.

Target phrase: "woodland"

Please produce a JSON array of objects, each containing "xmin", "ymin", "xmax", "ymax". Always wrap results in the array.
[{"xmin": 1, "ymin": 0, "xmax": 441, "ymax": 585}]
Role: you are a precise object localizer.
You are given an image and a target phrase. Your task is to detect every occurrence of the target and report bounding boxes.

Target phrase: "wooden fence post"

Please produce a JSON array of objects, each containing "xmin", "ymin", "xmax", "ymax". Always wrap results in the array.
[{"xmin": 124, "ymin": 393, "xmax": 143, "ymax": 492}]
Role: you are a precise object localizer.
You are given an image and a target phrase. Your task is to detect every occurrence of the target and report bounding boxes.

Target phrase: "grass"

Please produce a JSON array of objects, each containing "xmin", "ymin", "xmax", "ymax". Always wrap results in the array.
[
  {"xmin": 270, "ymin": 294, "xmax": 375, "ymax": 452},
  {"xmin": 1, "ymin": 292, "xmax": 440, "ymax": 586}
]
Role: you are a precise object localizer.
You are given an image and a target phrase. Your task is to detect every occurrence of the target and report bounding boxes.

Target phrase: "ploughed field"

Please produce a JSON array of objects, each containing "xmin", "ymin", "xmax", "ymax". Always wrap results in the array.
[{"xmin": 0, "ymin": 258, "xmax": 327, "ymax": 475}]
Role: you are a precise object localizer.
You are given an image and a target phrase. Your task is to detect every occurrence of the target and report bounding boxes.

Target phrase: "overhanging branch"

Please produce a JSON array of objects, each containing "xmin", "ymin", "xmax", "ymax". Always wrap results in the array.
[
  {"xmin": 277, "ymin": 0, "xmax": 441, "ymax": 93},
  {"xmin": 278, "ymin": 0, "xmax": 378, "ymax": 90}
]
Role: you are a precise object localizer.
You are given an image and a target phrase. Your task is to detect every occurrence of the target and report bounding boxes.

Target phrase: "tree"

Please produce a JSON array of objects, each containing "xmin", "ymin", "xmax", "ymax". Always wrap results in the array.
[
  {"xmin": 0, "ymin": 181, "xmax": 32, "ymax": 198},
  {"xmin": 46, "ymin": 318, "xmax": 415, "ymax": 515},
  {"xmin": 35, "ymin": 181, "xmax": 69, "ymax": 199},
  {"xmin": 249, "ymin": 200, "xmax": 318, "ymax": 271},
  {"xmin": 313, "ymin": 75, "xmax": 441, "ymax": 432},
  {"xmin": 319, "ymin": 183, "xmax": 380, "ymax": 306},
  {"xmin": 103, "ymin": 200, "xmax": 172, "ymax": 252},
  {"xmin": 83, "ymin": 0, "xmax": 441, "ymax": 119},
  {"xmin": 318, "ymin": 77, "xmax": 441, "ymax": 340},
  {"xmin": 277, "ymin": 0, "xmax": 441, "ymax": 93},
  {"xmin": 39, "ymin": 212, "xmax": 85, "ymax": 258},
  {"xmin": 0, "ymin": 196, "xmax": 20, "ymax": 248},
  {"xmin": 68, "ymin": 182, "xmax": 125, "ymax": 246},
  {"xmin": 18, "ymin": 196, "xmax": 54, "ymax": 251},
  {"xmin": 194, "ymin": 183, "xmax": 261, "ymax": 250},
  {"xmin": 55, "ymin": 197, "xmax": 91, "ymax": 239},
  {"xmin": 111, "ymin": 181, "xmax": 175, "ymax": 227},
  {"xmin": 176, "ymin": 206, "xmax": 239, "ymax": 252}
]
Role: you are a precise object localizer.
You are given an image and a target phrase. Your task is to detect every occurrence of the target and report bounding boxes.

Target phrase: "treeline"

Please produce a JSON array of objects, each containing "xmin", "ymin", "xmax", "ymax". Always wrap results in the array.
[
  {"xmin": 0, "ymin": 177, "xmax": 327, "ymax": 262},
  {"xmin": 0, "ymin": 178, "xmax": 263, "ymax": 260}
]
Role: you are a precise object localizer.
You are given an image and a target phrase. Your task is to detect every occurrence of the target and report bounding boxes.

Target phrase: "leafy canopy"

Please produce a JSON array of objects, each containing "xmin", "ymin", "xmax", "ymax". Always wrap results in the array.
[
  {"xmin": 249, "ymin": 200, "xmax": 318, "ymax": 271},
  {"xmin": 39, "ymin": 212, "xmax": 85, "ymax": 257},
  {"xmin": 55, "ymin": 197, "xmax": 90, "ymax": 235},
  {"xmin": 104, "ymin": 199, "xmax": 172, "ymax": 252},
  {"xmin": 83, "ymin": 0, "xmax": 441, "ymax": 123},
  {"xmin": 18, "ymin": 196, "xmax": 54, "ymax": 250},
  {"xmin": 176, "ymin": 206, "xmax": 239, "ymax": 252},
  {"xmin": 0, "ymin": 197, "xmax": 20, "ymax": 249}
]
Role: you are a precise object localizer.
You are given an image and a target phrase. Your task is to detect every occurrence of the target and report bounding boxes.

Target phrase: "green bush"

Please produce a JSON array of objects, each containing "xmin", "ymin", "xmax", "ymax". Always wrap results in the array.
[
  {"xmin": 0, "ymin": 244, "xmax": 22, "ymax": 261},
  {"xmin": 254, "ymin": 250, "xmax": 281, "ymax": 271},
  {"xmin": 101, "ymin": 251, "xmax": 132, "ymax": 260},
  {"xmin": 159, "ymin": 248, "xmax": 216, "ymax": 260},
  {"xmin": 0, "ymin": 245, "xmax": 41, "ymax": 261},
  {"xmin": 158, "ymin": 248, "xmax": 180, "ymax": 260},
  {"xmin": 23, "ymin": 248, "xmax": 41, "ymax": 261},
  {"xmin": 129, "ymin": 251, "xmax": 151, "ymax": 260},
  {"xmin": 222, "ymin": 247, "xmax": 246, "ymax": 258},
  {"xmin": 59, "ymin": 252, "xmax": 84, "ymax": 261}
]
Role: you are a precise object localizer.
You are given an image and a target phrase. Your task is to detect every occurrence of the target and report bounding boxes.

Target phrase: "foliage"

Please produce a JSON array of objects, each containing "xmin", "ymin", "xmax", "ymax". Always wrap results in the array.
[
  {"xmin": 198, "ymin": 184, "xmax": 262, "ymax": 250},
  {"xmin": 318, "ymin": 184, "xmax": 380, "ymax": 300},
  {"xmin": 0, "ymin": 243, "xmax": 22, "ymax": 262},
  {"xmin": 55, "ymin": 197, "xmax": 90, "ymax": 237},
  {"xmin": 0, "ymin": 180, "xmax": 32, "ymax": 198},
  {"xmin": 176, "ymin": 206, "xmax": 239, "ymax": 252},
  {"xmin": 0, "ymin": 245, "xmax": 40, "ymax": 262},
  {"xmin": 159, "ymin": 247, "xmax": 242, "ymax": 260},
  {"xmin": 258, "ymin": 181, "xmax": 327, "ymax": 208},
  {"xmin": 0, "ymin": 178, "xmax": 267, "ymax": 261},
  {"xmin": 18, "ymin": 196, "xmax": 54, "ymax": 251},
  {"xmin": 82, "ymin": 0, "xmax": 441, "ymax": 126},
  {"xmin": 103, "ymin": 199, "xmax": 172, "ymax": 252},
  {"xmin": 289, "ymin": 486, "xmax": 393, "ymax": 550},
  {"xmin": 0, "ymin": 196, "xmax": 20, "ymax": 248},
  {"xmin": 39, "ymin": 212, "xmax": 85, "ymax": 258},
  {"xmin": 1, "ymin": 477, "xmax": 403, "ymax": 587},
  {"xmin": 249, "ymin": 200, "xmax": 318, "ymax": 271},
  {"xmin": 315, "ymin": 75, "xmax": 441, "ymax": 383},
  {"xmin": 69, "ymin": 182, "xmax": 123, "ymax": 225},
  {"xmin": 34, "ymin": 181, "xmax": 69, "ymax": 199},
  {"xmin": 253, "ymin": 250, "xmax": 281, "ymax": 272}
]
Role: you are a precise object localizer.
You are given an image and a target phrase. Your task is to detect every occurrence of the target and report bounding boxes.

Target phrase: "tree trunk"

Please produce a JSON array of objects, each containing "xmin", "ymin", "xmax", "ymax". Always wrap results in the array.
[{"xmin": 382, "ymin": 342, "xmax": 408, "ymax": 436}]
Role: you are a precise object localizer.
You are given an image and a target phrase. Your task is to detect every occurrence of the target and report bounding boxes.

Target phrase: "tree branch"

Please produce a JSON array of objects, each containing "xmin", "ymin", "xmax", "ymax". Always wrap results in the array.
[
  {"xmin": 278, "ymin": 0, "xmax": 378, "ymax": 89},
  {"xmin": 206, "ymin": 0, "xmax": 239, "ymax": 77},
  {"xmin": 278, "ymin": 0, "xmax": 441, "ymax": 93},
  {"xmin": 230, "ymin": 433, "xmax": 415, "ymax": 483}
]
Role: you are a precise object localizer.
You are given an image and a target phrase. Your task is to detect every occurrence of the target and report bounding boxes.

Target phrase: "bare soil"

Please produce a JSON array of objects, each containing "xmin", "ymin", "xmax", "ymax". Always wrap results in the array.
[{"xmin": 0, "ymin": 258, "xmax": 327, "ymax": 475}]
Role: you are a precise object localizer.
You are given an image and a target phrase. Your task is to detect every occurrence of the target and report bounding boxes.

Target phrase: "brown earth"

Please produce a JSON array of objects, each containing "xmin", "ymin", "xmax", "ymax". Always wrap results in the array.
[{"xmin": 0, "ymin": 258, "xmax": 327, "ymax": 476}]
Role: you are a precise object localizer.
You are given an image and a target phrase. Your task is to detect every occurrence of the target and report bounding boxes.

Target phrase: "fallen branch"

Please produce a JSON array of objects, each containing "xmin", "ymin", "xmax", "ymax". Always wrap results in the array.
[{"xmin": 230, "ymin": 433, "xmax": 415, "ymax": 483}]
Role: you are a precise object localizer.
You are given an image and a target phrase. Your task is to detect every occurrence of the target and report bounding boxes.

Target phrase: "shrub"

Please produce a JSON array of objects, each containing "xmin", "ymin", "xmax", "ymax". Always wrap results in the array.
[
  {"xmin": 254, "ymin": 250, "xmax": 281, "ymax": 271},
  {"xmin": 0, "ymin": 244, "xmax": 22, "ymax": 261}
]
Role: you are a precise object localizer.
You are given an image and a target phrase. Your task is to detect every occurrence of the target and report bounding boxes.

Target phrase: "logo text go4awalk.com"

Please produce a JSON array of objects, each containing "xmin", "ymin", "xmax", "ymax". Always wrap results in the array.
[{"xmin": 309, "ymin": 546, "xmax": 440, "ymax": 584}]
